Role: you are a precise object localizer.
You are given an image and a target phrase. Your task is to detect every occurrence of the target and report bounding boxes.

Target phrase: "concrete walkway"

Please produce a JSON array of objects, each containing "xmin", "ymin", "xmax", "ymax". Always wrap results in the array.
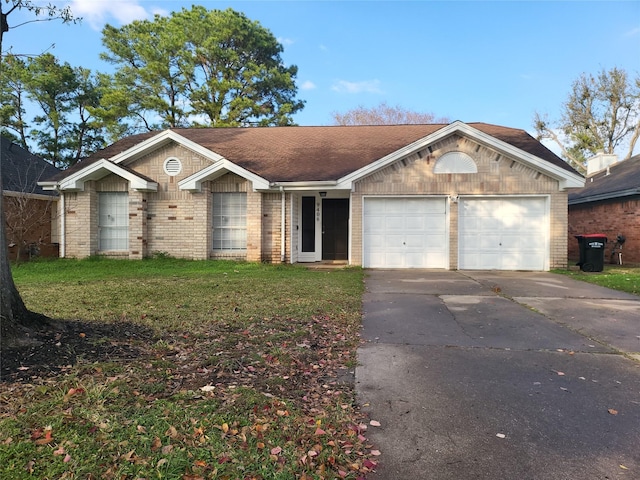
[{"xmin": 356, "ymin": 270, "xmax": 640, "ymax": 479}]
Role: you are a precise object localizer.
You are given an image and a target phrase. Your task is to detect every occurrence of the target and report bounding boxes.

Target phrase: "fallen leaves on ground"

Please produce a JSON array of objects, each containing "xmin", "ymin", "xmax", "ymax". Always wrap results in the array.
[{"xmin": 1, "ymin": 313, "xmax": 379, "ymax": 479}]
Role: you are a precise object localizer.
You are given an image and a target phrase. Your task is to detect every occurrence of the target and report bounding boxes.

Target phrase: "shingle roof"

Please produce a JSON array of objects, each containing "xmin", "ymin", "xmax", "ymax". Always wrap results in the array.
[
  {"xmin": 569, "ymin": 154, "xmax": 640, "ymax": 204},
  {"xmin": 44, "ymin": 123, "xmax": 577, "ymax": 183},
  {"xmin": 1, "ymin": 137, "xmax": 60, "ymax": 196}
]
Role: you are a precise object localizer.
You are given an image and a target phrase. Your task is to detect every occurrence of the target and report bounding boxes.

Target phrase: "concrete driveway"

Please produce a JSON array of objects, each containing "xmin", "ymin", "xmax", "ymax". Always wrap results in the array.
[{"xmin": 356, "ymin": 270, "xmax": 640, "ymax": 480}]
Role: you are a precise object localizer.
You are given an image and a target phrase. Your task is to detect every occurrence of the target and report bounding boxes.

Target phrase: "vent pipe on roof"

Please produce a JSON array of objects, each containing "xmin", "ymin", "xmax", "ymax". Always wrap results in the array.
[{"xmin": 586, "ymin": 151, "xmax": 618, "ymax": 176}]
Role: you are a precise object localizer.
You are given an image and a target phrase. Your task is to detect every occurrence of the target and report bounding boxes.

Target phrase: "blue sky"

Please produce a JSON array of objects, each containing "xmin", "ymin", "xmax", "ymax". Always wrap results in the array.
[{"xmin": 4, "ymin": 0, "xmax": 640, "ymax": 138}]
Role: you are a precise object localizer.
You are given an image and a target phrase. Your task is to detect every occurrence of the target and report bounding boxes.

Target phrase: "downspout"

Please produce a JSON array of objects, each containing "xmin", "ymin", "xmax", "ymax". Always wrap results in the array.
[
  {"xmin": 59, "ymin": 189, "xmax": 66, "ymax": 258},
  {"xmin": 280, "ymin": 186, "xmax": 286, "ymax": 263}
]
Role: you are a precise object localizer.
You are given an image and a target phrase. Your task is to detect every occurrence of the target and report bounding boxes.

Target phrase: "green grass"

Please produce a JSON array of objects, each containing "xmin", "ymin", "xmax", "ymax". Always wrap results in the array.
[
  {"xmin": 554, "ymin": 265, "xmax": 640, "ymax": 296},
  {"xmin": 1, "ymin": 258, "xmax": 375, "ymax": 480}
]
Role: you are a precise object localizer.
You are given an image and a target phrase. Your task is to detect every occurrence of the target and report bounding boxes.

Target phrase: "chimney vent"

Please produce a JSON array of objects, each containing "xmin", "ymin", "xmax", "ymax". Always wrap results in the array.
[{"xmin": 586, "ymin": 151, "xmax": 618, "ymax": 176}]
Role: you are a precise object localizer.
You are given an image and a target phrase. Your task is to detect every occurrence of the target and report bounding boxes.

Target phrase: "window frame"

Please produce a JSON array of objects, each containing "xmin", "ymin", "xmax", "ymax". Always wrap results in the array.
[
  {"xmin": 212, "ymin": 192, "xmax": 247, "ymax": 252},
  {"xmin": 98, "ymin": 192, "xmax": 129, "ymax": 251}
]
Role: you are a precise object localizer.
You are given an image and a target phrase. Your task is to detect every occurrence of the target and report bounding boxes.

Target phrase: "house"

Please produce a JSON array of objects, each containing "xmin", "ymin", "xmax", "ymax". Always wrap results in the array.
[
  {"xmin": 568, "ymin": 152, "xmax": 640, "ymax": 265},
  {"xmin": 39, "ymin": 121, "xmax": 584, "ymax": 270},
  {"xmin": 1, "ymin": 137, "xmax": 60, "ymax": 260}
]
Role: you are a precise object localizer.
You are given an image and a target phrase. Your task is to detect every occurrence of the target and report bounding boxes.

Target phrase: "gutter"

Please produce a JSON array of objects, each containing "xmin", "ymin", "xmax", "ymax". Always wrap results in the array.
[
  {"xmin": 280, "ymin": 186, "xmax": 286, "ymax": 263},
  {"xmin": 569, "ymin": 188, "xmax": 640, "ymax": 205}
]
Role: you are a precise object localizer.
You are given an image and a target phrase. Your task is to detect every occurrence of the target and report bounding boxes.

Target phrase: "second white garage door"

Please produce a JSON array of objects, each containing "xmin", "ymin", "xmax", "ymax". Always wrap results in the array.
[
  {"xmin": 458, "ymin": 197, "xmax": 548, "ymax": 271},
  {"xmin": 363, "ymin": 197, "xmax": 448, "ymax": 268}
]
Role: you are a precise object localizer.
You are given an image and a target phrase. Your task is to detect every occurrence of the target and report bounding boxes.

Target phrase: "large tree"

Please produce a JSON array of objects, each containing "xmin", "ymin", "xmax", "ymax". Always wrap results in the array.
[
  {"xmin": 331, "ymin": 101, "xmax": 449, "ymax": 126},
  {"xmin": 99, "ymin": 6, "xmax": 305, "ymax": 132},
  {"xmin": 1, "ymin": 0, "xmax": 76, "ymax": 343},
  {"xmin": 0, "ymin": 53, "xmax": 107, "ymax": 168},
  {"xmin": 534, "ymin": 67, "xmax": 640, "ymax": 173}
]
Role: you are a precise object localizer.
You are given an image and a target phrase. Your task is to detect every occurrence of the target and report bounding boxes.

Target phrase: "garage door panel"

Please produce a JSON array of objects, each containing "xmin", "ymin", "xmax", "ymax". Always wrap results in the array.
[
  {"xmin": 363, "ymin": 197, "xmax": 448, "ymax": 268},
  {"xmin": 459, "ymin": 197, "xmax": 547, "ymax": 271}
]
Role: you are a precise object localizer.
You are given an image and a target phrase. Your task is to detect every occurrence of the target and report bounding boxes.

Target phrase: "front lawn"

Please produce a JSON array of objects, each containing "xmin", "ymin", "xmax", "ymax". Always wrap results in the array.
[
  {"xmin": 1, "ymin": 258, "xmax": 376, "ymax": 479},
  {"xmin": 554, "ymin": 265, "xmax": 640, "ymax": 296}
]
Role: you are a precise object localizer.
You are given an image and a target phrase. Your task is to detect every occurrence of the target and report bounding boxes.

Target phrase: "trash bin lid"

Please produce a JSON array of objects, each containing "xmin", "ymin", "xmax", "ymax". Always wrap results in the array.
[{"xmin": 575, "ymin": 233, "xmax": 608, "ymax": 239}]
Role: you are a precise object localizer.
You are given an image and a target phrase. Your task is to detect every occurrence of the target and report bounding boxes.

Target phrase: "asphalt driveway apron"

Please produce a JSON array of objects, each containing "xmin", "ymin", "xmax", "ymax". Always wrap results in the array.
[{"xmin": 356, "ymin": 270, "xmax": 640, "ymax": 480}]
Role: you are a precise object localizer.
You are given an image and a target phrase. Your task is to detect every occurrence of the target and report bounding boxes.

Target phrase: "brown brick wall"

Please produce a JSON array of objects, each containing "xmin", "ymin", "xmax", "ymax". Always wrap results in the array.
[{"xmin": 568, "ymin": 197, "xmax": 640, "ymax": 265}]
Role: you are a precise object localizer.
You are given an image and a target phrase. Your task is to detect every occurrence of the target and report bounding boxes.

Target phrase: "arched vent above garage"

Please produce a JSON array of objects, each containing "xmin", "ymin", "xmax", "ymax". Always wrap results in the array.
[
  {"xmin": 163, "ymin": 157, "xmax": 182, "ymax": 176},
  {"xmin": 433, "ymin": 151, "xmax": 477, "ymax": 174}
]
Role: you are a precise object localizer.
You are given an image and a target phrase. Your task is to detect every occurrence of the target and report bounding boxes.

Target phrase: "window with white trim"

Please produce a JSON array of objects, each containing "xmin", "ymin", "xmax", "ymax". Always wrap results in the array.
[
  {"xmin": 434, "ymin": 151, "xmax": 478, "ymax": 173},
  {"xmin": 212, "ymin": 192, "xmax": 247, "ymax": 251},
  {"xmin": 98, "ymin": 192, "xmax": 129, "ymax": 251}
]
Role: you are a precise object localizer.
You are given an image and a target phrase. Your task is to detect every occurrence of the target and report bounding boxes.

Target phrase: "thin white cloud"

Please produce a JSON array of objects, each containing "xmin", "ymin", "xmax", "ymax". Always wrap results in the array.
[
  {"xmin": 69, "ymin": 0, "xmax": 165, "ymax": 30},
  {"xmin": 624, "ymin": 26, "xmax": 640, "ymax": 37},
  {"xmin": 300, "ymin": 81, "xmax": 316, "ymax": 90},
  {"xmin": 331, "ymin": 79, "xmax": 383, "ymax": 94},
  {"xmin": 278, "ymin": 37, "xmax": 295, "ymax": 47},
  {"xmin": 319, "ymin": 44, "xmax": 328, "ymax": 52}
]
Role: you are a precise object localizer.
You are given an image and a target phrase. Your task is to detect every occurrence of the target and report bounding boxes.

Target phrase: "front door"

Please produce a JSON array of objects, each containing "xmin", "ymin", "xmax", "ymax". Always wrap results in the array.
[{"xmin": 322, "ymin": 198, "xmax": 349, "ymax": 260}]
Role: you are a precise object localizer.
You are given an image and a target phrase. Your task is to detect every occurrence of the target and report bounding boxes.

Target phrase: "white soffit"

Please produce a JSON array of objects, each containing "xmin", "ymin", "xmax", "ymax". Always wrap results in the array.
[
  {"xmin": 179, "ymin": 159, "xmax": 270, "ymax": 192},
  {"xmin": 57, "ymin": 159, "xmax": 158, "ymax": 192}
]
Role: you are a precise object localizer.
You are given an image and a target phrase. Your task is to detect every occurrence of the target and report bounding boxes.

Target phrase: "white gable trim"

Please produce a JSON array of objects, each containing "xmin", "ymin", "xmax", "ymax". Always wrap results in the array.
[
  {"xmin": 45, "ymin": 159, "xmax": 158, "ymax": 192},
  {"xmin": 179, "ymin": 159, "xmax": 270, "ymax": 192},
  {"xmin": 336, "ymin": 121, "xmax": 584, "ymax": 190},
  {"xmin": 112, "ymin": 130, "xmax": 225, "ymax": 166}
]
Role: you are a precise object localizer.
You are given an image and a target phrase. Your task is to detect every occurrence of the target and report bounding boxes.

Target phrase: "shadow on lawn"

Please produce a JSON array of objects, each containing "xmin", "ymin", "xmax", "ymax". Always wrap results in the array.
[{"xmin": 0, "ymin": 319, "xmax": 155, "ymax": 383}]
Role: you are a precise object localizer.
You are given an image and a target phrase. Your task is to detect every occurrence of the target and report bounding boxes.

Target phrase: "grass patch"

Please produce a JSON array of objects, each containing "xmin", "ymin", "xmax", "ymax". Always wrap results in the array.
[
  {"xmin": 1, "ymin": 258, "xmax": 376, "ymax": 479},
  {"xmin": 553, "ymin": 265, "xmax": 640, "ymax": 296}
]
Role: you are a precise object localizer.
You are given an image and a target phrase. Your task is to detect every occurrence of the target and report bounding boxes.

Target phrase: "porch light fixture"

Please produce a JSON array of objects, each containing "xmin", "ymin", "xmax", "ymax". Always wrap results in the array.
[{"xmin": 319, "ymin": 191, "xmax": 327, "ymax": 197}]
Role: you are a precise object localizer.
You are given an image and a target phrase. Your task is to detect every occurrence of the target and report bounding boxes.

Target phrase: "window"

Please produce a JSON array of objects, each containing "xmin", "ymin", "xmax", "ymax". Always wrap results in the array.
[
  {"xmin": 212, "ymin": 192, "xmax": 247, "ymax": 251},
  {"xmin": 99, "ymin": 192, "xmax": 129, "ymax": 251},
  {"xmin": 433, "ymin": 151, "xmax": 478, "ymax": 173}
]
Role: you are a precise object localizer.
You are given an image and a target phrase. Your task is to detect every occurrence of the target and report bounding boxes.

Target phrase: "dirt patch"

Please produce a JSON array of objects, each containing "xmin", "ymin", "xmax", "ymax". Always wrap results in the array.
[{"xmin": 0, "ymin": 320, "xmax": 155, "ymax": 382}]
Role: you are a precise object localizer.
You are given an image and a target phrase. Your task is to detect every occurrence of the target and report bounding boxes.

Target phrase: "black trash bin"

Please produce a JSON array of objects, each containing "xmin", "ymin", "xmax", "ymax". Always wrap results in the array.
[{"xmin": 575, "ymin": 234, "xmax": 608, "ymax": 272}]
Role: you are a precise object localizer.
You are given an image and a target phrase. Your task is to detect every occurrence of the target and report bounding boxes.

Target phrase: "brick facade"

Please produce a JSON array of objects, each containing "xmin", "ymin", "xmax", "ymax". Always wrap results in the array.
[
  {"xmin": 568, "ymin": 197, "xmax": 640, "ymax": 265},
  {"xmin": 57, "ymin": 131, "xmax": 573, "ymax": 269},
  {"xmin": 352, "ymin": 135, "xmax": 568, "ymax": 269}
]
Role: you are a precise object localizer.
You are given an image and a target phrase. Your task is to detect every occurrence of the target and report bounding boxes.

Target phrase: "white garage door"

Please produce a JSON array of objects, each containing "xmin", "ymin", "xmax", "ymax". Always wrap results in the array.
[
  {"xmin": 363, "ymin": 197, "xmax": 448, "ymax": 268},
  {"xmin": 459, "ymin": 197, "xmax": 548, "ymax": 270}
]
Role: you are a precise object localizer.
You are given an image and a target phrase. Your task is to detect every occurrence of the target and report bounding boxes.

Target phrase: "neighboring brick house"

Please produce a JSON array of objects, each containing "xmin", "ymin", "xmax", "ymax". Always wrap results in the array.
[
  {"xmin": 568, "ymin": 153, "xmax": 640, "ymax": 265},
  {"xmin": 40, "ymin": 121, "xmax": 583, "ymax": 270},
  {"xmin": 1, "ymin": 137, "xmax": 60, "ymax": 260}
]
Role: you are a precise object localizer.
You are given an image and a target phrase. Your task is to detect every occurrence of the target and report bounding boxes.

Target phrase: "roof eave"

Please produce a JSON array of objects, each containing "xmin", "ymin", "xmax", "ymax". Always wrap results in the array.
[
  {"xmin": 569, "ymin": 188, "xmax": 640, "ymax": 205},
  {"xmin": 45, "ymin": 159, "xmax": 158, "ymax": 192},
  {"xmin": 179, "ymin": 158, "xmax": 270, "ymax": 192},
  {"xmin": 269, "ymin": 181, "xmax": 340, "ymax": 191}
]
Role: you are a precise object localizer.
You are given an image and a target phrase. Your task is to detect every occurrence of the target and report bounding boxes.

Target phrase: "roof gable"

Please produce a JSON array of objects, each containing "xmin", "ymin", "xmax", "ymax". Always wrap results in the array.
[
  {"xmin": 42, "ymin": 159, "xmax": 157, "ymax": 192},
  {"xmin": 337, "ymin": 121, "xmax": 584, "ymax": 189}
]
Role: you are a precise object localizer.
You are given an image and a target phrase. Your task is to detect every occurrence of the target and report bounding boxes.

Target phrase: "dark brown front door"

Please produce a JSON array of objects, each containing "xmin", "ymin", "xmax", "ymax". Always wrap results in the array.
[{"xmin": 322, "ymin": 198, "xmax": 349, "ymax": 260}]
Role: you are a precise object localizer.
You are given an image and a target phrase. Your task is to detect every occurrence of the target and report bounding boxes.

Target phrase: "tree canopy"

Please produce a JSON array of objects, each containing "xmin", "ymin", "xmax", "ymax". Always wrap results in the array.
[
  {"xmin": 331, "ymin": 102, "xmax": 449, "ymax": 126},
  {"xmin": 0, "ymin": 53, "xmax": 107, "ymax": 168},
  {"xmin": 534, "ymin": 67, "xmax": 640, "ymax": 173},
  {"xmin": 99, "ymin": 6, "xmax": 305, "ymax": 133}
]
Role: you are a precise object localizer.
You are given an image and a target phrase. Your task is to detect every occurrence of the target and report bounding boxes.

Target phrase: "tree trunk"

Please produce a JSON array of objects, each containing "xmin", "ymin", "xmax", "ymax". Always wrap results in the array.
[
  {"xmin": 0, "ymin": 154, "xmax": 48, "ymax": 344},
  {"xmin": 0, "ymin": 6, "xmax": 44, "ymax": 345}
]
